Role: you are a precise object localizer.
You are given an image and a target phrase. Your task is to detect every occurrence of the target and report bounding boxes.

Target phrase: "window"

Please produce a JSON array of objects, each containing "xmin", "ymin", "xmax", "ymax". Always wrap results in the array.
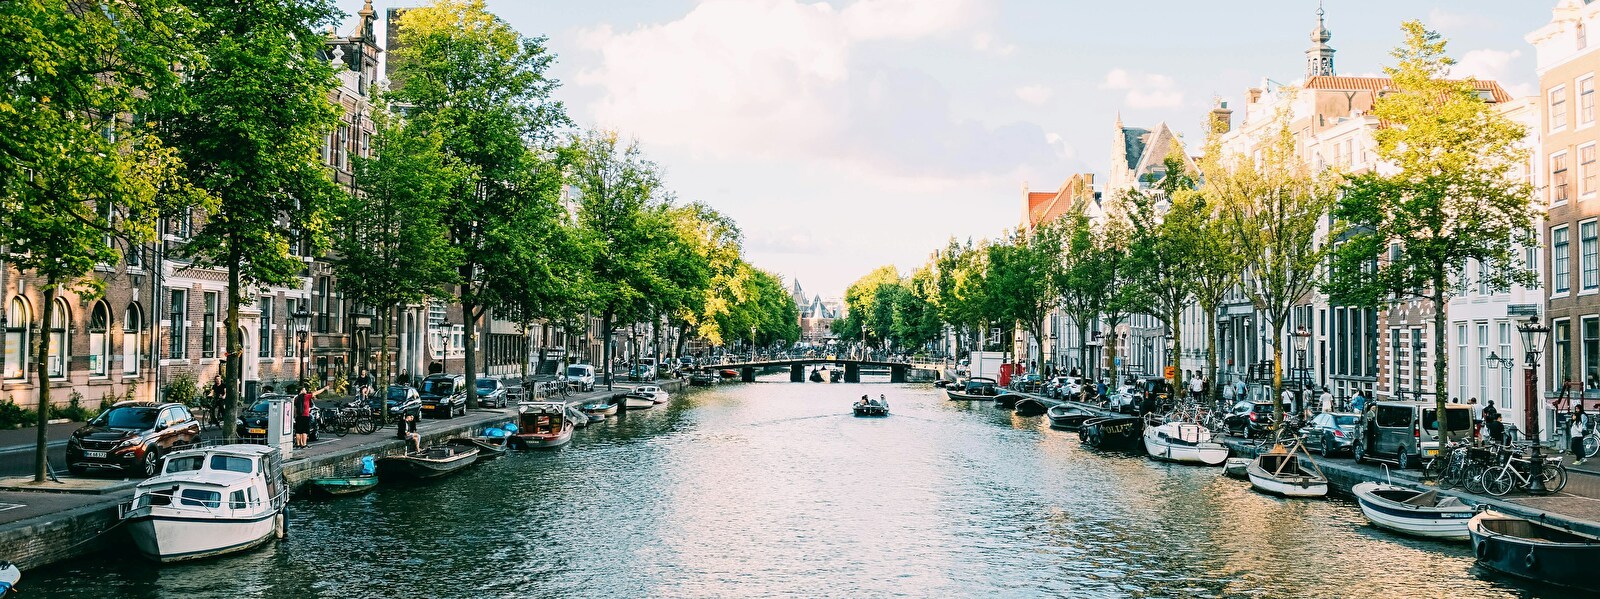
[
  {"xmin": 202, "ymin": 292, "xmax": 217, "ymax": 358},
  {"xmin": 258, "ymin": 297, "xmax": 273, "ymax": 358},
  {"xmin": 89, "ymin": 302, "xmax": 110, "ymax": 377},
  {"xmin": 1552, "ymin": 86, "xmax": 1569, "ymax": 131},
  {"xmin": 1555, "ymin": 152, "xmax": 1571, "ymax": 203},
  {"xmin": 285, "ymin": 298, "xmax": 297, "ymax": 358},
  {"xmin": 169, "ymin": 289, "xmax": 187, "ymax": 359},
  {"xmin": 1557, "ymin": 319, "xmax": 1573, "ymax": 388},
  {"xmin": 229, "ymin": 490, "xmax": 248, "ymax": 510},
  {"xmin": 123, "ymin": 303, "xmax": 141, "ymax": 375},
  {"xmin": 178, "ymin": 488, "xmax": 221, "ymax": 509},
  {"xmin": 1499, "ymin": 322, "xmax": 1512, "ymax": 408},
  {"xmin": 1457, "ymin": 324, "xmax": 1468, "ymax": 402},
  {"xmin": 1584, "ymin": 220, "xmax": 1598, "ymax": 290},
  {"xmin": 1526, "ymin": 245, "xmax": 1540, "ymax": 279},
  {"xmin": 1582, "ymin": 22, "xmax": 1590, "ymax": 50},
  {"xmin": 1555, "ymin": 225, "xmax": 1572, "ymax": 293},
  {"xmin": 1583, "ymin": 77, "xmax": 1596, "ymax": 124},
  {"xmin": 4, "ymin": 297, "xmax": 30, "ymax": 380},
  {"xmin": 47, "ymin": 298, "xmax": 68, "ymax": 378},
  {"xmin": 1476, "ymin": 323, "xmax": 1489, "ymax": 403},
  {"xmin": 1584, "ymin": 145, "xmax": 1597, "ymax": 194},
  {"xmin": 1587, "ymin": 317, "xmax": 1600, "ymax": 390}
]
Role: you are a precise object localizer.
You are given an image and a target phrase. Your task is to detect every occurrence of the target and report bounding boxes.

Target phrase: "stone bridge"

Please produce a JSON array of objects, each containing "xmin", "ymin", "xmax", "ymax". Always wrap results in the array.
[{"xmin": 711, "ymin": 359, "xmax": 941, "ymax": 383}]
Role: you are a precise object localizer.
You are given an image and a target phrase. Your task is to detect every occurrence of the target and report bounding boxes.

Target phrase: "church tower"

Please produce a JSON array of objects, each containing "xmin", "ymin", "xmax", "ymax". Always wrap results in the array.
[{"xmin": 1306, "ymin": 3, "xmax": 1335, "ymax": 79}]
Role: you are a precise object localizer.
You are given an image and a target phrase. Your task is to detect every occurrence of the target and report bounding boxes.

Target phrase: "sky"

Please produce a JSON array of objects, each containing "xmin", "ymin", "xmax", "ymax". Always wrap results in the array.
[{"xmin": 336, "ymin": 0, "xmax": 1554, "ymax": 300}]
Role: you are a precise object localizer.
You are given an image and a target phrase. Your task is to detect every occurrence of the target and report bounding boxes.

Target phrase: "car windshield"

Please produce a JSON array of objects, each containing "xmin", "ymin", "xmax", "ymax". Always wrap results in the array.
[
  {"xmin": 248, "ymin": 400, "xmax": 269, "ymax": 413},
  {"xmin": 92, "ymin": 407, "xmax": 157, "ymax": 429},
  {"xmin": 1333, "ymin": 415, "xmax": 1358, "ymax": 426},
  {"xmin": 387, "ymin": 387, "xmax": 410, "ymax": 401},
  {"xmin": 1423, "ymin": 408, "xmax": 1472, "ymax": 431},
  {"xmin": 422, "ymin": 379, "xmax": 456, "ymax": 395},
  {"xmin": 566, "ymin": 366, "xmax": 588, "ymax": 377},
  {"xmin": 476, "ymin": 380, "xmax": 497, "ymax": 390}
]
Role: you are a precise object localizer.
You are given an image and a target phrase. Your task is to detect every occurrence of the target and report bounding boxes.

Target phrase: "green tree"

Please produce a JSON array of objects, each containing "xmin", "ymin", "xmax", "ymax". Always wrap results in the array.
[
  {"xmin": 669, "ymin": 204, "xmax": 744, "ymax": 353},
  {"xmin": 1128, "ymin": 152, "xmax": 1202, "ymax": 386},
  {"xmin": 1327, "ymin": 22, "xmax": 1537, "ymax": 442},
  {"xmin": 389, "ymin": 0, "xmax": 568, "ymax": 406},
  {"xmin": 160, "ymin": 0, "xmax": 343, "ymax": 443},
  {"xmin": 1, "ymin": 0, "xmax": 206, "ymax": 479},
  {"xmin": 984, "ymin": 221, "xmax": 1067, "ymax": 370},
  {"xmin": 334, "ymin": 111, "xmax": 462, "ymax": 391},
  {"xmin": 835, "ymin": 265, "xmax": 903, "ymax": 349},
  {"xmin": 1188, "ymin": 132, "xmax": 1246, "ymax": 403}
]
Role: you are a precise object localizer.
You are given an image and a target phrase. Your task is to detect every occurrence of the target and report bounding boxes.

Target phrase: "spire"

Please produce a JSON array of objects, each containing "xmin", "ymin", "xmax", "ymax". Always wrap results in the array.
[{"xmin": 1306, "ymin": 1, "xmax": 1335, "ymax": 79}]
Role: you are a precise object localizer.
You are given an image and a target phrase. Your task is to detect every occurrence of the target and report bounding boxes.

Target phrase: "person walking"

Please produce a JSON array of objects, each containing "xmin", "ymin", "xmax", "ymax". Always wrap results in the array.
[
  {"xmin": 1189, "ymin": 374, "xmax": 1204, "ymax": 403},
  {"xmin": 1570, "ymin": 404, "xmax": 1591, "ymax": 466},
  {"xmin": 1484, "ymin": 408, "xmax": 1505, "ymax": 446},
  {"xmin": 1319, "ymin": 387, "xmax": 1333, "ymax": 414},
  {"xmin": 1351, "ymin": 390, "xmax": 1368, "ymax": 414},
  {"xmin": 1467, "ymin": 398, "xmax": 1481, "ymax": 440}
]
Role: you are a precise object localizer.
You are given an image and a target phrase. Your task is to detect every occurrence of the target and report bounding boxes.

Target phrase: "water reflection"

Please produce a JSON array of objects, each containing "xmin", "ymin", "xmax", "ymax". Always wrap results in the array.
[{"xmin": 23, "ymin": 373, "xmax": 1576, "ymax": 598}]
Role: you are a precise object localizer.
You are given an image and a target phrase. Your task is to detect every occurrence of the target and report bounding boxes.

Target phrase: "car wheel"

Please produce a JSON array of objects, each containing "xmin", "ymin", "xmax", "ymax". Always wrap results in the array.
[
  {"xmin": 1353, "ymin": 442, "xmax": 1367, "ymax": 464},
  {"xmin": 140, "ymin": 447, "xmax": 160, "ymax": 478},
  {"xmin": 1397, "ymin": 449, "xmax": 1415, "ymax": 470},
  {"xmin": 1321, "ymin": 437, "xmax": 1333, "ymax": 456}
]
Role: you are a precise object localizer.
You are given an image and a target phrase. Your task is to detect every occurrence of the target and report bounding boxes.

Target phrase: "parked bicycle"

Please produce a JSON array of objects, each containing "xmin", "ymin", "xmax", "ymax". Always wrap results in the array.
[
  {"xmin": 1481, "ymin": 444, "xmax": 1567, "ymax": 496},
  {"xmin": 318, "ymin": 400, "xmax": 378, "ymax": 437}
]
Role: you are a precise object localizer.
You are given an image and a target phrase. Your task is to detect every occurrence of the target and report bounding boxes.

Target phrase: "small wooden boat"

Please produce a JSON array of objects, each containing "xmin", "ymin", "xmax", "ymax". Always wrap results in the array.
[
  {"xmin": 934, "ymin": 379, "xmax": 949, "ymax": 388},
  {"xmin": 1469, "ymin": 510, "xmax": 1600, "ymax": 592},
  {"xmin": 511, "ymin": 402, "xmax": 575, "ymax": 449},
  {"xmin": 580, "ymin": 400, "xmax": 618, "ymax": 419},
  {"xmin": 1247, "ymin": 444, "xmax": 1328, "ymax": 498},
  {"xmin": 1078, "ymin": 416, "xmax": 1144, "ymax": 451},
  {"xmin": 1, "ymin": 560, "xmax": 21, "ymax": 596},
  {"xmin": 946, "ymin": 377, "xmax": 999, "ymax": 401},
  {"xmin": 621, "ymin": 393, "xmax": 656, "ymax": 410},
  {"xmin": 994, "ymin": 393, "xmax": 1023, "ymax": 409},
  {"xmin": 1223, "ymin": 457, "xmax": 1250, "ymax": 479},
  {"xmin": 1354, "ymin": 482, "xmax": 1474, "ymax": 541},
  {"xmin": 1143, "ymin": 421, "xmax": 1229, "ymax": 465},
  {"xmin": 719, "ymin": 369, "xmax": 738, "ymax": 378},
  {"xmin": 303, "ymin": 475, "xmax": 380, "ymax": 498},
  {"xmin": 1013, "ymin": 397, "xmax": 1049, "ymax": 416},
  {"xmin": 1047, "ymin": 405, "xmax": 1093, "ymax": 430},
  {"xmin": 853, "ymin": 397, "xmax": 889, "ymax": 417},
  {"xmin": 566, "ymin": 406, "xmax": 591, "ymax": 428},
  {"xmin": 447, "ymin": 436, "xmax": 509, "ymax": 459},
  {"xmin": 376, "ymin": 445, "xmax": 479, "ymax": 480}
]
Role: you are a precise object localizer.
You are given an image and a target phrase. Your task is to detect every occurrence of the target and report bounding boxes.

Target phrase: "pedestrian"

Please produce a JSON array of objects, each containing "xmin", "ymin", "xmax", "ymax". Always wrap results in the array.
[
  {"xmin": 1189, "ymin": 374, "xmax": 1204, "ymax": 403},
  {"xmin": 1360, "ymin": 401, "xmax": 1379, "ymax": 455},
  {"xmin": 1570, "ymin": 404, "xmax": 1591, "ymax": 466},
  {"xmin": 1281, "ymin": 387, "xmax": 1295, "ymax": 414},
  {"xmin": 1222, "ymin": 379, "xmax": 1235, "ymax": 403},
  {"xmin": 1485, "ymin": 410, "xmax": 1505, "ymax": 446},
  {"xmin": 1319, "ymin": 387, "xmax": 1333, "ymax": 414},
  {"xmin": 1232, "ymin": 379, "xmax": 1247, "ymax": 403},
  {"xmin": 397, "ymin": 411, "xmax": 420, "ymax": 452},
  {"xmin": 1468, "ymin": 398, "xmax": 1481, "ymax": 440},
  {"xmin": 294, "ymin": 381, "xmax": 327, "ymax": 449},
  {"xmin": 1351, "ymin": 390, "xmax": 1368, "ymax": 413}
]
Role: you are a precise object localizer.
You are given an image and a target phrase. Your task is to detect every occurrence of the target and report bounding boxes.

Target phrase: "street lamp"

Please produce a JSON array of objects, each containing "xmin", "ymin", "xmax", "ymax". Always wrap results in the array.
[
  {"xmin": 1518, "ymin": 317, "xmax": 1551, "ymax": 494},
  {"xmin": 1294, "ymin": 325, "xmax": 1312, "ymax": 388},
  {"xmin": 750, "ymin": 325, "xmax": 757, "ymax": 362},
  {"xmin": 292, "ymin": 305, "xmax": 311, "ymax": 382}
]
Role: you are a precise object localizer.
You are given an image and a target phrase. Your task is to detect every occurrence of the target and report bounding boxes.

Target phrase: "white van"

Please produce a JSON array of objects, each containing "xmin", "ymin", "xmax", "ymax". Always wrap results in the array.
[{"xmin": 564, "ymin": 364, "xmax": 596, "ymax": 392}]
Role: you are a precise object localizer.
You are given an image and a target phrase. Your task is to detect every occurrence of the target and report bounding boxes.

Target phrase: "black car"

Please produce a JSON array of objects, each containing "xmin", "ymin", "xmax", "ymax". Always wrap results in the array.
[
  {"xmin": 1224, "ymin": 401, "xmax": 1285, "ymax": 439},
  {"xmin": 419, "ymin": 374, "xmax": 467, "ymax": 418},
  {"xmin": 66, "ymin": 401, "xmax": 201, "ymax": 477},
  {"xmin": 475, "ymin": 378, "xmax": 508, "ymax": 408},
  {"xmin": 236, "ymin": 394, "xmax": 319, "ymax": 443},
  {"xmin": 1307, "ymin": 411, "xmax": 1360, "ymax": 455}
]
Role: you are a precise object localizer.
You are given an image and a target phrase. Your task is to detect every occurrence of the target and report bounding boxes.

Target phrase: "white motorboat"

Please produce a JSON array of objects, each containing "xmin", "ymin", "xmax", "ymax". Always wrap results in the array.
[
  {"xmin": 1143, "ymin": 421, "xmax": 1229, "ymax": 465},
  {"xmin": 124, "ymin": 444, "xmax": 288, "ymax": 563},
  {"xmin": 1353, "ymin": 482, "xmax": 1474, "ymax": 541},
  {"xmin": 1223, "ymin": 457, "xmax": 1250, "ymax": 479},
  {"xmin": 1, "ymin": 560, "xmax": 19, "ymax": 595},
  {"xmin": 1247, "ymin": 443, "xmax": 1328, "ymax": 498},
  {"xmin": 621, "ymin": 393, "xmax": 656, "ymax": 410},
  {"xmin": 635, "ymin": 385, "xmax": 671, "ymax": 404}
]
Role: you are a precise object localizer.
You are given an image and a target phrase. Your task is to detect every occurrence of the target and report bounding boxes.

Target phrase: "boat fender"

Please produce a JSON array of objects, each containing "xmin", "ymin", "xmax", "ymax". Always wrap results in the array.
[
  {"xmin": 1475, "ymin": 541, "xmax": 1489, "ymax": 560},
  {"xmin": 1523, "ymin": 550, "xmax": 1537, "ymax": 571},
  {"xmin": 276, "ymin": 512, "xmax": 287, "ymax": 540}
]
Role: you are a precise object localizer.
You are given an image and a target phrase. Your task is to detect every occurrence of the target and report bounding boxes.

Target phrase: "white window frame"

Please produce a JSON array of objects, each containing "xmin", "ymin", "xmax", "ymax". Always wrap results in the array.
[
  {"xmin": 1554, "ymin": 151, "xmax": 1571, "ymax": 206},
  {"xmin": 1554, "ymin": 224, "xmax": 1572, "ymax": 295},
  {"xmin": 1581, "ymin": 75, "xmax": 1596, "ymax": 126},
  {"xmin": 1552, "ymin": 85, "xmax": 1569, "ymax": 132}
]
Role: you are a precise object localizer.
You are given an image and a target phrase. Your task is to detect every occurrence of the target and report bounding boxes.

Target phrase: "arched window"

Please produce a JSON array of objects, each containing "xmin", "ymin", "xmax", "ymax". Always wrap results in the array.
[
  {"xmin": 48, "ymin": 298, "xmax": 70, "ymax": 378},
  {"xmin": 89, "ymin": 302, "xmax": 111, "ymax": 377},
  {"xmin": 123, "ymin": 302, "xmax": 143, "ymax": 375},
  {"xmin": 3, "ymin": 297, "xmax": 30, "ymax": 380}
]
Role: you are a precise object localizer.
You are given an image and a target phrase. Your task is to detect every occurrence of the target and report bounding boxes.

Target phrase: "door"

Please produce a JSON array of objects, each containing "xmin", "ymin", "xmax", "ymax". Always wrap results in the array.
[{"xmin": 1375, "ymin": 406, "xmax": 1411, "ymax": 456}]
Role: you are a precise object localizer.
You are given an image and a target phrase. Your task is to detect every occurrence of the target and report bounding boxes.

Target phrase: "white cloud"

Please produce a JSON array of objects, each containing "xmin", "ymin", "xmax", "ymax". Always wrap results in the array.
[
  {"xmin": 970, "ymin": 31, "xmax": 1017, "ymax": 56},
  {"xmin": 1427, "ymin": 8, "xmax": 1498, "ymax": 33},
  {"xmin": 1100, "ymin": 68, "xmax": 1185, "ymax": 109},
  {"xmin": 575, "ymin": 0, "xmax": 1059, "ymax": 180},
  {"xmin": 1015, "ymin": 84, "xmax": 1052, "ymax": 105},
  {"xmin": 1451, "ymin": 49, "xmax": 1535, "ymax": 97}
]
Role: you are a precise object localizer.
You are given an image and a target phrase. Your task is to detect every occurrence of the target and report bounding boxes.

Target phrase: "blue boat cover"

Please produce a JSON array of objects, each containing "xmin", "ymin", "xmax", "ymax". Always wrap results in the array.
[{"xmin": 359, "ymin": 455, "xmax": 376, "ymax": 475}]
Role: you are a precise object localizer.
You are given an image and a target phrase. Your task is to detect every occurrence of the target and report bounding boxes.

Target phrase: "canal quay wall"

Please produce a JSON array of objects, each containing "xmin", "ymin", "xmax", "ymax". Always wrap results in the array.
[{"xmin": 0, "ymin": 378, "xmax": 688, "ymax": 571}]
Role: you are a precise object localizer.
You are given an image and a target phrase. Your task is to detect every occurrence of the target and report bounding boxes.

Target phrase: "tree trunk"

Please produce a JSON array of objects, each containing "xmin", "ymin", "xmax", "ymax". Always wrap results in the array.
[
  {"xmin": 1107, "ymin": 328, "xmax": 1120, "ymax": 385},
  {"xmin": 1433, "ymin": 282, "xmax": 1450, "ymax": 445},
  {"xmin": 378, "ymin": 304, "xmax": 391, "ymax": 422},
  {"xmin": 602, "ymin": 311, "xmax": 614, "ymax": 390},
  {"xmin": 1169, "ymin": 308, "xmax": 1182, "ymax": 389},
  {"xmin": 1078, "ymin": 323, "xmax": 1089, "ymax": 378},
  {"xmin": 463, "ymin": 300, "xmax": 478, "ymax": 409},
  {"xmin": 1271, "ymin": 321, "xmax": 1285, "ymax": 420},
  {"xmin": 34, "ymin": 280, "xmax": 55, "ymax": 482},
  {"xmin": 1205, "ymin": 304, "xmax": 1219, "ymax": 406},
  {"xmin": 224, "ymin": 253, "xmax": 242, "ymax": 444}
]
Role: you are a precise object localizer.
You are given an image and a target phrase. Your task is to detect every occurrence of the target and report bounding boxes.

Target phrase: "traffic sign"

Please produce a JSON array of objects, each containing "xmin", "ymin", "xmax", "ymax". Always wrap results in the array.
[{"xmin": 1163, "ymin": 365, "xmax": 1176, "ymax": 379}]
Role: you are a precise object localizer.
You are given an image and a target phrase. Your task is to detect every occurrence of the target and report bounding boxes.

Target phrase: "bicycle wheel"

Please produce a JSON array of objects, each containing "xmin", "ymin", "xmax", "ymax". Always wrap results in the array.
[
  {"xmin": 1542, "ymin": 463, "xmax": 1569, "ymax": 493},
  {"xmin": 324, "ymin": 413, "xmax": 349, "ymax": 437},
  {"xmin": 1584, "ymin": 435, "xmax": 1599, "ymax": 459},
  {"xmin": 1462, "ymin": 464, "xmax": 1488, "ymax": 495},
  {"xmin": 1481, "ymin": 466, "xmax": 1515, "ymax": 497},
  {"xmin": 354, "ymin": 413, "xmax": 378, "ymax": 435}
]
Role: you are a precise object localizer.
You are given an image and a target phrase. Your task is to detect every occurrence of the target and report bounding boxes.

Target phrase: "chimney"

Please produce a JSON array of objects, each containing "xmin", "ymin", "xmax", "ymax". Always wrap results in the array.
[
  {"xmin": 1210, "ymin": 100, "xmax": 1233, "ymax": 134},
  {"xmin": 1247, "ymin": 88, "xmax": 1263, "ymax": 104}
]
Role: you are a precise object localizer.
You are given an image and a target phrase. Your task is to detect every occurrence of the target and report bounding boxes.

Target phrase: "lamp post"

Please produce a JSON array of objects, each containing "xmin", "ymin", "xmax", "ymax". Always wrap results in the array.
[
  {"xmin": 1294, "ymin": 325, "xmax": 1311, "ymax": 390},
  {"xmin": 1411, "ymin": 334, "xmax": 1425, "ymax": 401},
  {"xmin": 750, "ymin": 325, "xmax": 757, "ymax": 362},
  {"xmin": 1518, "ymin": 318, "xmax": 1551, "ymax": 494},
  {"xmin": 292, "ymin": 306, "xmax": 311, "ymax": 383}
]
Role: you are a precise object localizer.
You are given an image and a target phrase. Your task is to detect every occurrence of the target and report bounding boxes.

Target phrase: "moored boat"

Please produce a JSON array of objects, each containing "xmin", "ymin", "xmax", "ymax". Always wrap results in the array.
[
  {"xmin": 1353, "ymin": 482, "xmax": 1474, "ymax": 541},
  {"xmin": 994, "ymin": 393, "xmax": 1023, "ymax": 409},
  {"xmin": 946, "ymin": 377, "xmax": 999, "ymax": 401},
  {"xmin": 0, "ymin": 560, "xmax": 18, "ymax": 596},
  {"xmin": 1246, "ymin": 444, "xmax": 1328, "ymax": 498},
  {"xmin": 566, "ymin": 406, "xmax": 591, "ymax": 428},
  {"xmin": 580, "ymin": 400, "xmax": 618, "ymax": 420},
  {"xmin": 1078, "ymin": 416, "xmax": 1144, "ymax": 451},
  {"xmin": 1046, "ymin": 405, "xmax": 1093, "ymax": 430},
  {"xmin": 376, "ymin": 445, "xmax": 479, "ymax": 480},
  {"xmin": 1469, "ymin": 510, "xmax": 1600, "ymax": 592},
  {"xmin": 303, "ymin": 475, "xmax": 379, "ymax": 498},
  {"xmin": 635, "ymin": 385, "xmax": 671, "ymax": 404},
  {"xmin": 1142, "ymin": 421, "xmax": 1229, "ymax": 465},
  {"xmin": 511, "ymin": 401, "xmax": 575, "ymax": 449},
  {"xmin": 719, "ymin": 369, "xmax": 738, "ymax": 379},
  {"xmin": 447, "ymin": 435, "xmax": 509, "ymax": 459},
  {"xmin": 621, "ymin": 393, "xmax": 656, "ymax": 410},
  {"xmin": 124, "ymin": 444, "xmax": 288, "ymax": 563},
  {"xmin": 1223, "ymin": 457, "xmax": 1250, "ymax": 479},
  {"xmin": 1013, "ymin": 397, "xmax": 1049, "ymax": 416}
]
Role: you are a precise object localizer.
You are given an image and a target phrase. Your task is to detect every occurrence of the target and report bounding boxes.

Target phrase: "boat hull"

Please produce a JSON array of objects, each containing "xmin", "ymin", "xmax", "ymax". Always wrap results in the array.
[
  {"xmin": 1246, "ymin": 455, "xmax": 1328, "ymax": 498},
  {"xmin": 127, "ymin": 511, "xmax": 281, "ymax": 563},
  {"xmin": 1013, "ymin": 398, "xmax": 1048, "ymax": 416},
  {"xmin": 375, "ymin": 449, "xmax": 478, "ymax": 480},
  {"xmin": 1353, "ymin": 482, "xmax": 1473, "ymax": 541},
  {"xmin": 1223, "ymin": 457, "xmax": 1250, "ymax": 479},
  {"xmin": 1142, "ymin": 423, "xmax": 1229, "ymax": 465},
  {"xmin": 1470, "ymin": 511, "xmax": 1600, "ymax": 592},
  {"xmin": 1046, "ymin": 406, "xmax": 1092, "ymax": 430},
  {"xmin": 1078, "ymin": 417, "xmax": 1144, "ymax": 451},
  {"xmin": 303, "ymin": 476, "xmax": 379, "ymax": 498},
  {"xmin": 623, "ymin": 397, "xmax": 655, "ymax": 410},
  {"xmin": 447, "ymin": 437, "xmax": 509, "ymax": 459},
  {"xmin": 853, "ymin": 406, "xmax": 889, "ymax": 417},
  {"xmin": 945, "ymin": 390, "xmax": 995, "ymax": 401},
  {"xmin": 512, "ymin": 428, "xmax": 574, "ymax": 449},
  {"xmin": 994, "ymin": 394, "xmax": 1022, "ymax": 408}
]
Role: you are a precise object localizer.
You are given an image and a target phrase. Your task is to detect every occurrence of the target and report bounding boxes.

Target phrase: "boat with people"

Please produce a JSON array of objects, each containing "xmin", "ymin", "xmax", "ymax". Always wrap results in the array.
[
  {"xmin": 1078, "ymin": 416, "xmax": 1144, "ymax": 451},
  {"xmin": 1013, "ymin": 397, "xmax": 1049, "ymax": 416},
  {"xmin": 1468, "ymin": 509, "xmax": 1600, "ymax": 592},
  {"xmin": 1246, "ymin": 443, "xmax": 1328, "ymax": 498},
  {"xmin": 853, "ymin": 395, "xmax": 889, "ymax": 417},
  {"xmin": 1353, "ymin": 482, "xmax": 1474, "ymax": 541},
  {"xmin": 621, "ymin": 393, "xmax": 656, "ymax": 410},
  {"xmin": 946, "ymin": 377, "xmax": 999, "ymax": 401},
  {"xmin": 580, "ymin": 400, "xmax": 618, "ymax": 420},
  {"xmin": 124, "ymin": 444, "xmax": 288, "ymax": 563},
  {"xmin": 1142, "ymin": 420, "xmax": 1229, "ymax": 465},
  {"xmin": 635, "ymin": 385, "xmax": 671, "ymax": 404},
  {"xmin": 511, "ymin": 401, "xmax": 575, "ymax": 449},
  {"xmin": 1046, "ymin": 404, "xmax": 1094, "ymax": 430},
  {"xmin": 376, "ymin": 444, "xmax": 480, "ymax": 480}
]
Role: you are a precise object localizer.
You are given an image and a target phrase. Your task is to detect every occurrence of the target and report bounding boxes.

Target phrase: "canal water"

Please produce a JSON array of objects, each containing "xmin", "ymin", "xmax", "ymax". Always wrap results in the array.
[{"xmin": 26, "ymin": 374, "xmax": 1573, "ymax": 598}]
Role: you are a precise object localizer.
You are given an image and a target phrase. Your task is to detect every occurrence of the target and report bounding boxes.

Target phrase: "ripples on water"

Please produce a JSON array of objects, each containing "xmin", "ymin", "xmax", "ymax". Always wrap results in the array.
[{"xmin": 25, "ymin": 374, "xmax": 1571, "ymax": 598}]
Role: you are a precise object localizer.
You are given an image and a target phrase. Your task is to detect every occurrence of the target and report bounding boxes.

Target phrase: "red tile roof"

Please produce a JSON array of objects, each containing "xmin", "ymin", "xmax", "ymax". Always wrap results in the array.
[{"xmin": 1303, "ymin": 76, "xmax": 1512, "ymax": 103}]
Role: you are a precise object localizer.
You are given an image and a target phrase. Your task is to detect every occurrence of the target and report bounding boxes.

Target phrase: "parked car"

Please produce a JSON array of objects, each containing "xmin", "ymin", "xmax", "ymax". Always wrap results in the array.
[
  {"xmin": 564, "ymin": 364, "xmax": 596, "ymax": 392},
  {"xmin": 1353, "ymin": 401, "xmax": 1474, "ymax": 469},
  {"xmin": 66, "ymin": 401, "xmax": 201, "ymax": 477},
  {"xmin": 419, "ymin": 373, "xmax": 467, "ymax": 418},
  {"xmin": 1108, "ymin": 385, "xmax": 1141, "ymax": 414},
  {"xmin": 631, "ymin": 364, "xmax": 656, "ymax": 380},
  {"xmin": 1013, "ymin": 373, "xmax": 1042, "ymax": 392},
  {"xmin": 1307, "ymin": 411, "xmax": 1360, "ymax": 456},
  {"xmin": 475, "ymin": 378, "xmax": 508, "ymax": 408},
  {"xmin": 1138, "ymin": 377, "xmax": 1174, "ymax": 410},
  {"xmin": 1224, "ymin": 401, "xmax": 1285, "ymax": 439},
  {"xmin": 235, "ymin": 394, "xmax": 320, "ymax": 443}
]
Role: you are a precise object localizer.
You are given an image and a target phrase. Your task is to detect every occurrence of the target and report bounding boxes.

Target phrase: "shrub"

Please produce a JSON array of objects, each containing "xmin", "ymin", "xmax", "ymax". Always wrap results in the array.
[
  {"xmin": 0, "ymin": 397, "xmax": 37, "ymax": 429},
  {"xmin": 50, "ymin": 391, "xmax": 97, "ymax": 422},
  {"xmin": 163, "ymin": 372, "xmax": 201, "ymax": 407}
]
